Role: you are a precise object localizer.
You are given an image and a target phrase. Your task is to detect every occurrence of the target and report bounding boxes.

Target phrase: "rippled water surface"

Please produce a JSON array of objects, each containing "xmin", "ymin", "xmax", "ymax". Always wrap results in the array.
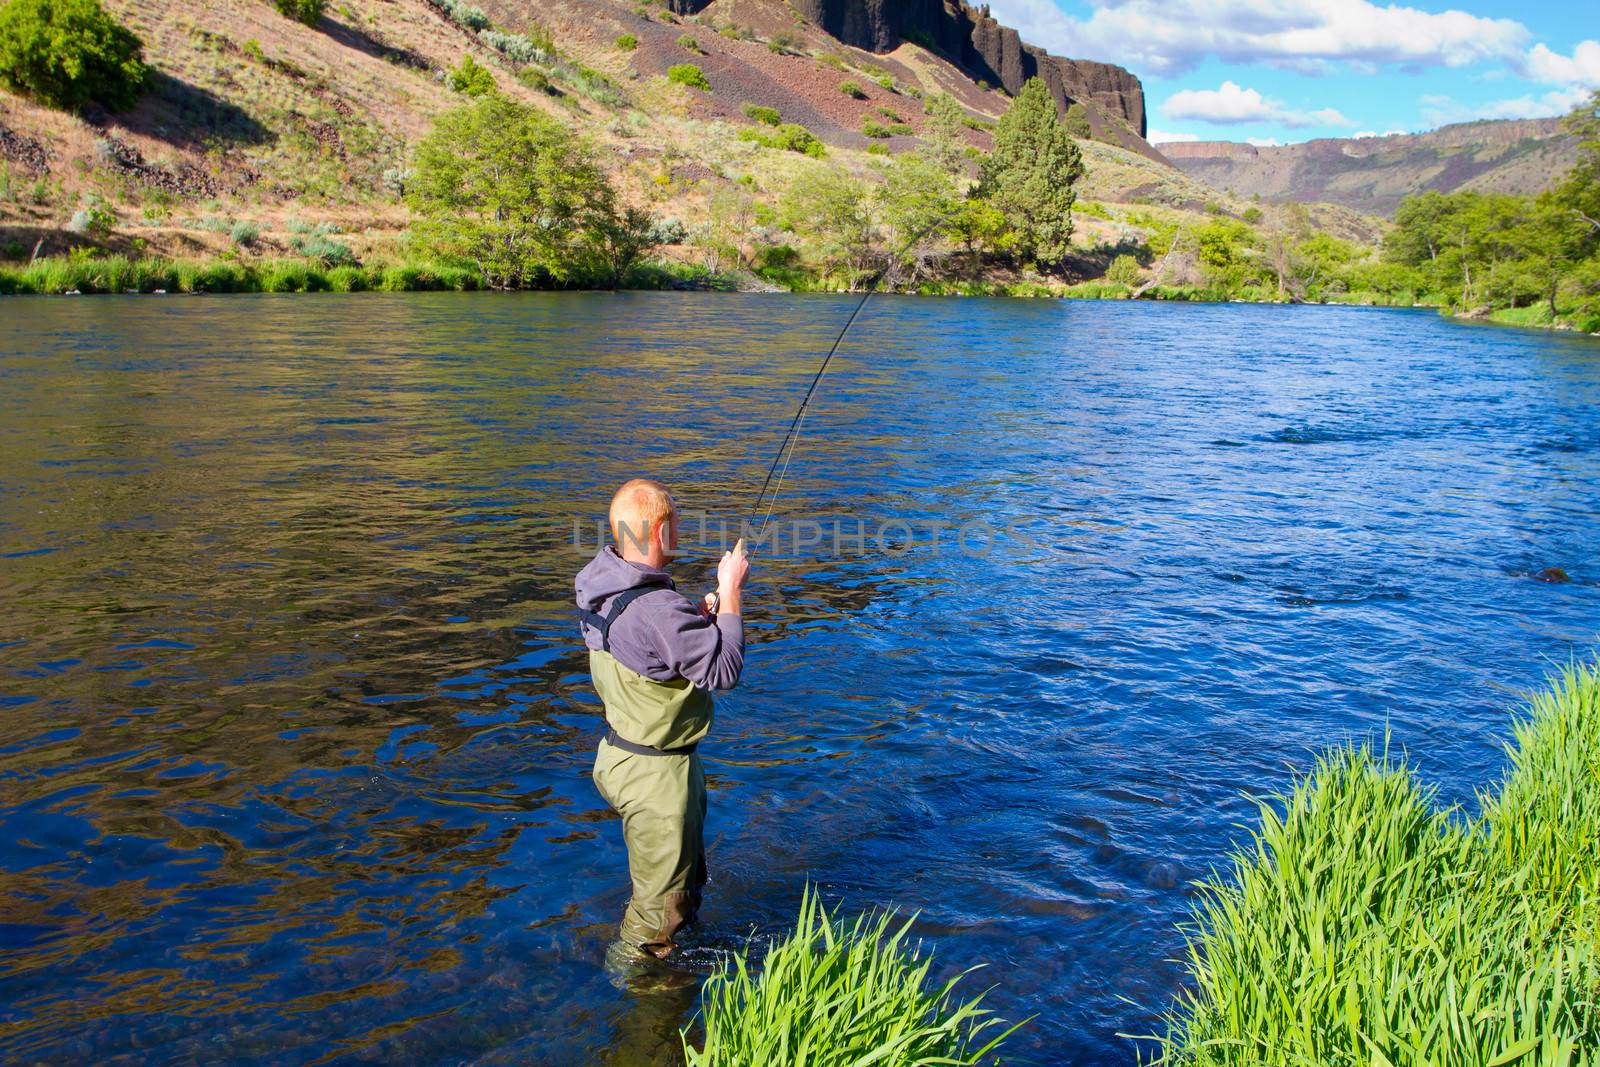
[{"xmin": 2, "ymin": 293, "xmax": 1598, "ymax": 1064}]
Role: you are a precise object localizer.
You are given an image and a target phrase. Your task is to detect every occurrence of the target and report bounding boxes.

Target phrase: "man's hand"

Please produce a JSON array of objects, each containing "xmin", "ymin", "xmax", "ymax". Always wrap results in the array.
[{"xmin": 715, "ymin": 544, "xmax": 750, "ymax": 616}]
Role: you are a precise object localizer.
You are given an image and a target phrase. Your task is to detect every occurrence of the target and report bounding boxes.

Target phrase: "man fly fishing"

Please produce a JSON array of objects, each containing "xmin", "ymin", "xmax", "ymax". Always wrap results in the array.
[
  {"xmin": 577, "ymin": 225, "xmax": 918, "ymax": 962},
  {"xmin": 577, "ymin": 478, "xmax": 749, "ymax": 960}
]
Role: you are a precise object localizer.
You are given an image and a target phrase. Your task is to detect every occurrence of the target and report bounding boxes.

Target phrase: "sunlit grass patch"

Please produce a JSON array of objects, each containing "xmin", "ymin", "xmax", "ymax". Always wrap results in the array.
[
  {"xmin": 1150, "ymin": 662, "xmax": 1600, "ymax": 1067},
  {"xmin": 684, "ymin": 886, "xmax": 1024, "ymax": 1066}
]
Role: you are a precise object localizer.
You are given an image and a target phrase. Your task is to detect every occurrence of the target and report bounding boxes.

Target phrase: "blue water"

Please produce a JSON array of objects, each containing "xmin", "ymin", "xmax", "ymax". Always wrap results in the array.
[{"xmin": 1, "ymin": 293, "xmax": 1597, "ymax": 1064}]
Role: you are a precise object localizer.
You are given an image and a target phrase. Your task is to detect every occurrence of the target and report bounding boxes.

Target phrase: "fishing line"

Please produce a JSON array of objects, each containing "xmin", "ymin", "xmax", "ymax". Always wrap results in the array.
[{"xmin": 746, "ymin": 216, "xmax": 953, "ymax": 541}]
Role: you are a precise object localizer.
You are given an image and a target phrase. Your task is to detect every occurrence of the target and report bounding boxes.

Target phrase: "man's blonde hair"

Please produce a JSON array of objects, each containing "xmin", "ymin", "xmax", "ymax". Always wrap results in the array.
[{"xmin": 610, "ymin": 478, "xmax": 675, "ymax": 553}]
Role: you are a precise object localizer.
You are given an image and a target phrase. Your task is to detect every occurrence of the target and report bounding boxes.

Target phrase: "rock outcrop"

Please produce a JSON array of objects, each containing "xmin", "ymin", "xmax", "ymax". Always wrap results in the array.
[{"xmin": 670, "ymin": 0, "xmax": 1149, "ymax": 146}]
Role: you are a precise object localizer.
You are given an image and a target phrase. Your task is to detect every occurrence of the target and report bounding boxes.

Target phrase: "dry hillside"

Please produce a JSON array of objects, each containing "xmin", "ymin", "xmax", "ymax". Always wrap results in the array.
[{"xmin": 0, "ymin": 0, "xmax": 1370, "ymax": 278}]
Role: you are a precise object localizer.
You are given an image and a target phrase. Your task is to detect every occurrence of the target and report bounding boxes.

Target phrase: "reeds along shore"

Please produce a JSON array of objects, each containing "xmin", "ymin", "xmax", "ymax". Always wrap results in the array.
[
  {"xmin": 1154, "ymin": 661, "xmax": 1600, "ymax": 1066},
  {"xmin": 681, "ymin": 663, "xmax": 1599, "ymax": 1067}
]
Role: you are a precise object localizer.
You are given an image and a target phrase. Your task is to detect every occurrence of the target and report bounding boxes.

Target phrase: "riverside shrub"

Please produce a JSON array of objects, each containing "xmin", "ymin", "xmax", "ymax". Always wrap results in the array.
[
  {"xmin": 0, "ymin": 0, "xmax": 148, "ymax": 111},
  {"xmin": 408, "ymin": 95, "xmax": 674, "ymax": 288},
  {"xmin": 1157, "ymin": 662, "xmax": 1600, "ymax": 1067}
]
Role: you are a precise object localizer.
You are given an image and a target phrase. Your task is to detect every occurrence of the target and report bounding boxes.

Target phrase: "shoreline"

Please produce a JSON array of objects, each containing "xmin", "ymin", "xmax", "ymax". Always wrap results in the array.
[{"xmin": 4, "ymin": 254, "xmax": 1596, "ymax": 337}]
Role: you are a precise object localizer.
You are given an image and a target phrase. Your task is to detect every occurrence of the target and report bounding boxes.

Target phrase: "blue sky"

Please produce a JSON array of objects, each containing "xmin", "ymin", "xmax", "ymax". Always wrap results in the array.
[{"xmin": 985, "ymin": 0, "xmax": 1600, "ymax": 145}]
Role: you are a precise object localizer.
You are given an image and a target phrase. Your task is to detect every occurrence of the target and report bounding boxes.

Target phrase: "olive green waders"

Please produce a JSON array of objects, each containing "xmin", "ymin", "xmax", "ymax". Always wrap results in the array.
[{"xmin": 589, "ymin": 648, "xmax": 714, "ymax": 958}]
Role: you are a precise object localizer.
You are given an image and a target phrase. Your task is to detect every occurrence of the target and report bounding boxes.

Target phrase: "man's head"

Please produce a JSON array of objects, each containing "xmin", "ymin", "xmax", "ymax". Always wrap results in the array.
[{"xmin": 610, "ymin": 478, "xmax": 677, "ymax": 568}]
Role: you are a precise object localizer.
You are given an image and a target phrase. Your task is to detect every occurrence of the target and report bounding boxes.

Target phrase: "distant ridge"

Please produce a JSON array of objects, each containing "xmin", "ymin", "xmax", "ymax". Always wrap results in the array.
[{"xmin": 1161, "ymin": 118, "xmax": 1579, "ymax": 217}]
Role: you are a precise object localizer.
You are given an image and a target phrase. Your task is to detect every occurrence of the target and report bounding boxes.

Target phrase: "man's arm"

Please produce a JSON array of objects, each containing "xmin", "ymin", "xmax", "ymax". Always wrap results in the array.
[{"xmin": 655, "ymin": 548, "xmax": 750, "ymax": 691}]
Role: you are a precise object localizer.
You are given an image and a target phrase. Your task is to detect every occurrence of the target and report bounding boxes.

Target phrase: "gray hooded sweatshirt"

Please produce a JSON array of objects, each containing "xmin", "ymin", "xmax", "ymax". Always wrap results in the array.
[{"xmin": 575, "ymin": 546, "xmax": 744, "ymax": 691}]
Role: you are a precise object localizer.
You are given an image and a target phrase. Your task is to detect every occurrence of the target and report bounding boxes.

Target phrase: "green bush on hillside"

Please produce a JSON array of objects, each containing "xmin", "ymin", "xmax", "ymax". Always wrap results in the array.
[
  {"xmin": 614, "ymin": 33, "xmax": 637, "ymax": 51},
  {"xmin": 667, "ymin": 63, "xmax": 710, "ymax": 91},
  {"xmin": 839, "ymin": 80, "xmax": 866, "ymax": 99},
  {"xmin": 862, "ymin": 120, "xmax": 892, "ymax": 139},
  {"xmin": 0, "ymin": 0, "xmax": 148, "ymax": 112},
  {"xmin": 675, "ymin": 32, "xmax": 701, "ymax": 54},
  {"xmin": 1157, "ymin": 661, "xmax": 1600, "ymax": 1066},
  {"xmin": 270, "ymin": 0, "xmax": 326, "ymax": 27},
  {"xmin": 741, "ymin": 102, "xmax": 781, "ymax": 126},
  {"xmin": 736, "ymin": 122, "xmax": 824, "ymax": 158},
  {"xmin": 684, "ymin": 886, "xmax": 1022, "ymax": 1065},
  {"xmin": 449, "ymin": 54, "xmax": 496, "ymax": 96}
]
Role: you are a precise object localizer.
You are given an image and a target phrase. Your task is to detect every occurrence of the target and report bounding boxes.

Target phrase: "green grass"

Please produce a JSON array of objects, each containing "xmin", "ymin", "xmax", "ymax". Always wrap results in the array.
[
  {"xmin": 1151, "ymin": 661, "xmax": 1600, "ymax": 1067},
  {"xmin": 0, "ymin": 254, "xmax": 738, "ymax": 295},
  {"xmin": 0, "ymin": 255, "xmax": 488, "ymax": 294},
  {"xmin": 684, "ymin": 886, "xmax": 1023, "ymax": 1066}
]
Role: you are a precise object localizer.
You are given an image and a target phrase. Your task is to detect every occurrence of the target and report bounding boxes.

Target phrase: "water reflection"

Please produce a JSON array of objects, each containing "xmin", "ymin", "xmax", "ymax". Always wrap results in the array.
[{"xmin": 1, "ymin": 294, "xmax": 1598, "ymax": 1063}]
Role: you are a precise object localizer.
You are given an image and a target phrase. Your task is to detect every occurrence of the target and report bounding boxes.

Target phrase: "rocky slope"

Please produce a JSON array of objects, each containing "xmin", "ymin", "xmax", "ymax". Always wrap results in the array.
[
  {"xmin": 668, "ymin": 0, "xmax": 1154, "ymax": 157},
  {"xmin": 1162, "ymin": 119, "xmax": 1578, "ymax": 216}
]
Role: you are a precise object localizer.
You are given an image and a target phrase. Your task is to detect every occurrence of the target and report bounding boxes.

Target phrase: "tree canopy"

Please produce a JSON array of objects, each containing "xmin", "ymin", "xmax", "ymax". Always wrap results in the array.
[
  {"xmin": 407, "ymin": 95, "xmax": 672, "ymax": 289},
  {"xmin": 0, "ymin": 0, "xmax": 147, "ymax": 112}
]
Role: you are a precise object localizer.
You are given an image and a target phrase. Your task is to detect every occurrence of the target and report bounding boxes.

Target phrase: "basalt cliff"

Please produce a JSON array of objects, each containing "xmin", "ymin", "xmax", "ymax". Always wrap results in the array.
[{"xmin": 671, "ymin": 0, "xmax": 1150, "ymax": 148}]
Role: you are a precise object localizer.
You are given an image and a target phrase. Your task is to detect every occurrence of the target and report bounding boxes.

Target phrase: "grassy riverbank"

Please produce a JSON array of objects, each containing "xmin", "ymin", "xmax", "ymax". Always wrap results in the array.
[
  {"xmin": 0, "ymin": 254, "xmax": 726, "ymax": 295},
  {"xmin": 686, "ymin": 662, "xmax": 1598, "ymax": 1065},
  {"xmin": 1154, "ymin": 660, "xmax": 1600, "ymax": 1065}
]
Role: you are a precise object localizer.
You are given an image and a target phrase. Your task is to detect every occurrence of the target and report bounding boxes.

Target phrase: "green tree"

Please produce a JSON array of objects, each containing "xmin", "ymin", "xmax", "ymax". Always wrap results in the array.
[
  {"xmin": 921, "ymin": 93, "xmax": 970, "ymax": 176},
  {"xmin": 588, "ymin": 207, "xmax": 685, "ymax": 286},
  {"xmin": 975, "ymin": 77, "xmax": 1083, "ymax": 268},
  {"xmin": 408, "ymin": 95, "xmax": 612, "ymax": 288},
  {"xmin": 272, "ymin": 0, "xmax": 326, "ymax": 27},
  {"xmin": 875, "ymin": 154, "xmax": 957, "ymax": 275},
  {"xmin": 780, "ymin": 165, "xmax": 876, "ymax": 284},
  {"xmin": 0, "ymin": 0, "xmax": 147, "ymax": 112},
  {"xmin": 1559, "ymin": 91, "xmax": 1599, "ymax": 247},
  {"xmin": 943, "ymin": 199, "xmax": 1011, "ymax": 279}
]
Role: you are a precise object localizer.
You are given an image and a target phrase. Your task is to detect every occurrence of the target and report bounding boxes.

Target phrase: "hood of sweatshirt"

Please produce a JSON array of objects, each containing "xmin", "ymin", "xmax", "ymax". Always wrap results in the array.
[{"xmin": 574, "ymin": 545, "xmax": 676, "ymax": 614}]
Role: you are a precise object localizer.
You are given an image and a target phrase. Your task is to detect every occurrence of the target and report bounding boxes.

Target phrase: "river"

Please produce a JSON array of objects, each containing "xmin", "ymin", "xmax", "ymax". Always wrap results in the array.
[{"xmin": 1, "ymin": 293, "xmax": 1597, "ymax": 1064}]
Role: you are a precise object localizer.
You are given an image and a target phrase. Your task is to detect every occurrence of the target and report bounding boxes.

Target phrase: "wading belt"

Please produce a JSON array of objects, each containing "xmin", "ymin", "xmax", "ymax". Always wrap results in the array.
[
  {"xmin": 604, "ymin": 726, "xmax": 698, "ymax": 758},
  {"xmin": 579, "ymin": 582, "xmax": 699, "ymax": 757}
]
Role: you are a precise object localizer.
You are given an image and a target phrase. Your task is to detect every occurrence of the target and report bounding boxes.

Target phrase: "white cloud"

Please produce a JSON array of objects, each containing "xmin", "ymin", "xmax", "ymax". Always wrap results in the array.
[
  {"xmin": 1353, "ymin": 129, "xmax": 1407, "ymax": 138},
  {"xmin": 985, "ymin": 0, "xmax": 1530, "ymax": 77},
  {"xmin": 1147, "ymin": 129, "xmax": 1202, "ymax": 143},
  {"xmin": 1162, "ymin": 81, "xmax": 1352, "ymax": 127},
  {"xmin": 1420, "ymin": 87, "xmax": 1592, "ymax": 126},
  {"xmin": 1523, "ymin": 41, "xmax": 1600, "ymax": 88},
  {"xmin": 1246, "ymin": 137, "xmax": 1285, "ymax": 147}
]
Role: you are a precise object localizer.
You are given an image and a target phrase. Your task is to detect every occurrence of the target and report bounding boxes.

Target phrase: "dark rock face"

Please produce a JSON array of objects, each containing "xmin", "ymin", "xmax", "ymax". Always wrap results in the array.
[{"xmin": 668, "ymin": 0, "xmax": 1147, "ymax": 141}]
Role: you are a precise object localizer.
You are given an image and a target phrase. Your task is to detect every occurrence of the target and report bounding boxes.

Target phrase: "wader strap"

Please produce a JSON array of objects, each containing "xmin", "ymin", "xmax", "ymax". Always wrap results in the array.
[
  {"xmin": 604, "ymin": 725, "xmax": 698, "ymax": 757},
  {"xmin": 577, "ymin": 583, "xmax": 668, "ymax": 653}
]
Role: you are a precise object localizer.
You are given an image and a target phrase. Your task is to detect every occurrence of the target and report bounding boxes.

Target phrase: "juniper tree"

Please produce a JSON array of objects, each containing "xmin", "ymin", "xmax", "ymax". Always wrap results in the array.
[{"xmin": 975, "ymin": 78, "xmax": 1083, "ymax": 269}]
